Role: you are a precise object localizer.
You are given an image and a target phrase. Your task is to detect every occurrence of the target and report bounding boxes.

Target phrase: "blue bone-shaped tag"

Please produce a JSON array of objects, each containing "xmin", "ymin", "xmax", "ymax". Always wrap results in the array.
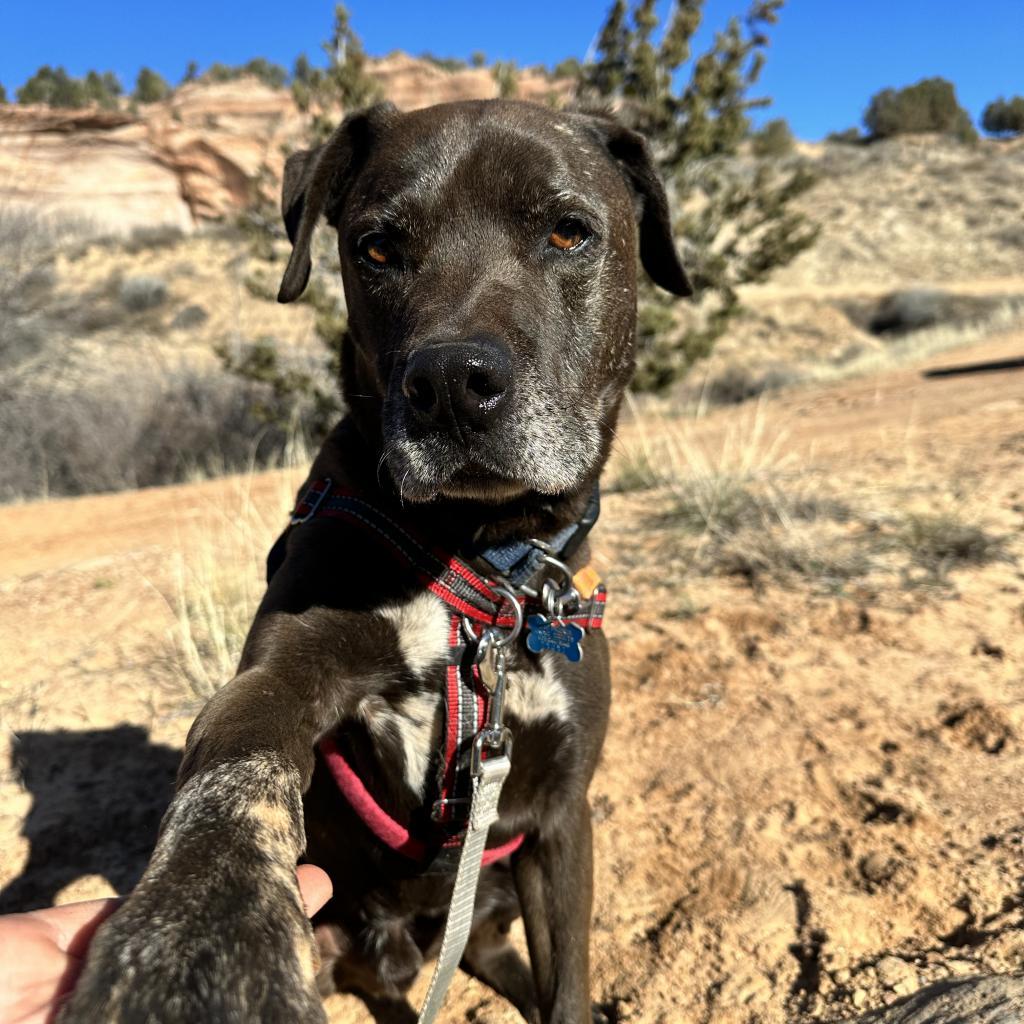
[{"xmin": 525, "ymin": 614, "xmax": 584, "ymax": 662}]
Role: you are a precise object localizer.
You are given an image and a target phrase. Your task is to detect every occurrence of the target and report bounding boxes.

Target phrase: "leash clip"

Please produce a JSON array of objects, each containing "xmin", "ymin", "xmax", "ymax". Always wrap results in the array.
[{"xmin": 471, "ymin": 725, "xmax": 513, "ymax": 777}]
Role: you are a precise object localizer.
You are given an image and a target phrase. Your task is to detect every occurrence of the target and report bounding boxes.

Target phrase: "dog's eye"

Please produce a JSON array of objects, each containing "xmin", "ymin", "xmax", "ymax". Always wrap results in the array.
[
  {"xmin": 358, "ymin": 234, "xmax": 396, "ymax": 268},
  {"xmin": 548, "ymin": 218, "xmax": 590, "ymax": 252}
]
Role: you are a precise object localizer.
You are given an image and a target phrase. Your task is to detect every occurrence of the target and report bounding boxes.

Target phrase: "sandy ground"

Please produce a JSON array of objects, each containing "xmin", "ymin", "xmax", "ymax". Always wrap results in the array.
[{"xmin": 1, "ymin": 330, "xmax": 1022, "ymax": 1022}]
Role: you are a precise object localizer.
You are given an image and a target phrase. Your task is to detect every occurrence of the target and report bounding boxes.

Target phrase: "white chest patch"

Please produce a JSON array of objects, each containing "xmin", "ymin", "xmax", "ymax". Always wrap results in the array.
[
  {"xmin": 504, "ymin": 653, "xmax": 571, "ymax": 726},
  {"xmin": 357, "ymin": 690, "xmax": 442, "ymax": 799},
  {"xmin": 361, "ymin": 597, "xmax": 570, "ymax": 798},
  {"xmin": 394, "ymin": 690, "xmax": 442, "ymax": 798},
  {"xmin": 378, "ymin": 591, "xmax": 450, "ymax": 676}
]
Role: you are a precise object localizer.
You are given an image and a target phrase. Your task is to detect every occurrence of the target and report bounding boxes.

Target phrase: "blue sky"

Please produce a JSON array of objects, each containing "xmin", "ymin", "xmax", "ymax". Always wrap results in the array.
[{"xmin": 1, "ymin": 1, "xmax": 1020, "ymax": 139}]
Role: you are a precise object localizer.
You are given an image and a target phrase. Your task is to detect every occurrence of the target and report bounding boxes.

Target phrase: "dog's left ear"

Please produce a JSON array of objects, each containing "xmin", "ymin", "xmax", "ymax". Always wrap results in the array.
[
  {"xmin": 574, "ymin": 113, "xmax": 692, "ymax": 297},
  {"xmin": 278, "ymin": 103, "xmax": 397, "ymax": 304}
]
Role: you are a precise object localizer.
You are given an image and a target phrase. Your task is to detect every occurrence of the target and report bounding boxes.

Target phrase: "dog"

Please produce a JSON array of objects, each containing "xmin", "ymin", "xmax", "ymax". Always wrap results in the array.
[{"xmin": 60, "ymin": 98, "xmax": 690, "ymax": 1024}]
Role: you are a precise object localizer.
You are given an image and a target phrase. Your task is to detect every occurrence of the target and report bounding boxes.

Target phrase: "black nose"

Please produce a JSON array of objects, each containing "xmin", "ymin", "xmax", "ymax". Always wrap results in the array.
[{"xmin": 402, "ymin": 337, "xmax": 513, "ymax": 434}]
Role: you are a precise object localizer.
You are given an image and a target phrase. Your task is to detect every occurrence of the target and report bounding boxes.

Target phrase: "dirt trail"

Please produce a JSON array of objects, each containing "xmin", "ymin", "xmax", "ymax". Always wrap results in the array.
[{"xmin": 1, "ymin": 330, "xmax": 1022, "ymax": 1023}]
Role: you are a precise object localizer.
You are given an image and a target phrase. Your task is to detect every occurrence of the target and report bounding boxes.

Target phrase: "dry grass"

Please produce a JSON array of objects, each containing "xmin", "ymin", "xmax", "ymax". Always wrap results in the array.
[
  {"xmin": 167, "ymin": 440, "xmax": 309, "ymax": 697},
  {"xmin": 610, "ymin": 402, "xmax": 1011, "ymax": 594}
]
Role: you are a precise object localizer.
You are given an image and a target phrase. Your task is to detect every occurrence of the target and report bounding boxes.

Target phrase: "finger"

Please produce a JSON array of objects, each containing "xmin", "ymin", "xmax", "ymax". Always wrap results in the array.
[
  {"xmin": 27, "ymin": 896, "xmax": 123, "ymax": 957},
  {"xmin": 296, "ymin": 863, "xmax": 332, "ymax": 917}
]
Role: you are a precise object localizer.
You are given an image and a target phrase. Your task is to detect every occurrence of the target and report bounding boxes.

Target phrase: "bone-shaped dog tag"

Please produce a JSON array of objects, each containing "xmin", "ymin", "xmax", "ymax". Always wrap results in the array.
[{"xmin": 525, "ymin": 614, "xmax": 584, "ymax": 662}]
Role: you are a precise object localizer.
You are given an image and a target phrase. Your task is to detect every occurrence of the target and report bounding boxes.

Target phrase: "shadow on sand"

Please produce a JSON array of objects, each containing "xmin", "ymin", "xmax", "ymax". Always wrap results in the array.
[{"xmin": 0, "ymin": 724, "xmax": 180, "ymax": 912}]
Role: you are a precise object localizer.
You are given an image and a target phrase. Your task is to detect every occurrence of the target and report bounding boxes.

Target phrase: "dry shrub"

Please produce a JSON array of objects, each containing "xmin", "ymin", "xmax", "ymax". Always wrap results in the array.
[
  {"xmin": 0, "ymin": 365, "xmax": 310, "ymax": 501},
  {"xmin": 869, "ymin": 289, "xmax": 951, "ymax": 335},
  {"xmin": 119, "ymin": 275, "xmax": 168, "ymax": 312},
  {"xmin": 894, "ymin": 512, "xmax": 1007, "ymax": 585},
  {"xmin": 702, "ymin": 363, "xmax": 803, "ymax": 406}
]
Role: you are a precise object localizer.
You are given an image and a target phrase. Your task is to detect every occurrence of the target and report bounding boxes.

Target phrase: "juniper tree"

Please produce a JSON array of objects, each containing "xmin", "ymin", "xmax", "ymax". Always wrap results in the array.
[
  {"xmin": 16, "ymin": 66, "xmax": 122, "ymax": 109},
  {"xmin": 864, "ymin": 78, "xmax": 976, "ymax": 142},
  {"xmin": 981, "ymin": 96, "xmax": 1024, "ymax": 138},
  {"xmin": 751, "ymin": 117, "xmax": 794, "ymax": 157},
  {"xmin": 202, "ymin": 58, "xmax": 288, "ymax": 89},
  {"xmin": 134, "ymin": 67, "xmax": 171, "ymax": 104},
  {"xmin": 221, "ymin": 6, "xmax": 380, "ymax": 436},
  {"xmin": 290, "ymin": 4, "xmax": 383, "ymax": 138},
  {"xmin": 579, "ymin": 0, "xmax": 818, "ymax": 390}
]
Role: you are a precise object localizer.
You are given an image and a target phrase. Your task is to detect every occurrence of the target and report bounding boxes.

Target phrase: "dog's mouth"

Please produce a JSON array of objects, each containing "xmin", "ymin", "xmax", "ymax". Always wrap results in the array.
[
  {"xmin": 384, "ymin": 440, "xmax": 534, "ymax": 504},
  {"xmin": 438, "ymin": 466, "xmax": 531, "ymax": 502}
]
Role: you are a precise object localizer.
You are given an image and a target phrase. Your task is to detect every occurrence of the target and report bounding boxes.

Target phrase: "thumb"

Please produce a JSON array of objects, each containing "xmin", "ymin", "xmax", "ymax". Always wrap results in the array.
[{"xmin": 296, "ymin": 863, "xmax": 332, "ymax": 917}]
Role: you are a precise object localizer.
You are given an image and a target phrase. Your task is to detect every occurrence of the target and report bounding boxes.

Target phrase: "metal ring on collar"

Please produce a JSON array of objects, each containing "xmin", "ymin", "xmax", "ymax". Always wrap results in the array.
[{"xmin": 460, "ymin": 581, "xmax": 524, "ymax": 654}]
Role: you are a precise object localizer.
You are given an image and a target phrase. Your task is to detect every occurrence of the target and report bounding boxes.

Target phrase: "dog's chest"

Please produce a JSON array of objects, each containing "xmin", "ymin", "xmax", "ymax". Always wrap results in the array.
[{"xmin": 358, "ymin": 592, "xmax": 572, "ymax": 798}]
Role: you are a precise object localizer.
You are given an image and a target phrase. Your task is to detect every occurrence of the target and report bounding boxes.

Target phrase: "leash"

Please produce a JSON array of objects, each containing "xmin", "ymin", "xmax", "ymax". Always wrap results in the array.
[
  {"xmin": 417, "ymin": 611, "xmax": 519, "ymax": 1024},
  {"xmin": 281, "ymin": 479, "xmax": 606, "ymax": 1021}
]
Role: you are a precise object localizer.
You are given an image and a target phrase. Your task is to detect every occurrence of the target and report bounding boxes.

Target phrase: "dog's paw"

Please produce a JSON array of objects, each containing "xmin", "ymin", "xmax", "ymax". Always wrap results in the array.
[
  {"xmin": 58, "ymin": 879, "xmax": 326, "ymax": 1023},
  {"xmin": 59, "ymin": 754, "xmax": 325, "ymax": 1023}
]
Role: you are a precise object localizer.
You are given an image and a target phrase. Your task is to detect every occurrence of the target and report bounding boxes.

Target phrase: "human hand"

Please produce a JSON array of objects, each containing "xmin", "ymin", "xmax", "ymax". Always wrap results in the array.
[{"xmin": 0, "ymin": 864, "xmax": 332, "ymax": 1024}]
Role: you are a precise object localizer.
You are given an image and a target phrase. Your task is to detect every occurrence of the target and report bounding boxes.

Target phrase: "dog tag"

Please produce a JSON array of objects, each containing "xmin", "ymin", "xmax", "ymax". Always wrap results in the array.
[{"xmin": 525, "ymin": 614, "xmax": 584, "ymax": 662}]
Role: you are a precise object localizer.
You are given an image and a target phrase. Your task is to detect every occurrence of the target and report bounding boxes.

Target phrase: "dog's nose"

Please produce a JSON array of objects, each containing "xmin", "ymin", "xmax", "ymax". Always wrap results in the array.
[{"xmin": 402, "ymin": 337, "xmax": 513, "ymax": 433}]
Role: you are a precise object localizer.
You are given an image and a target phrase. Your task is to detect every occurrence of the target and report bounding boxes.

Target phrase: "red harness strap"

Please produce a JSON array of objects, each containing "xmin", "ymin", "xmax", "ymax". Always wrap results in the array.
[
  {"xmin": 290, "ymin": 480, "xmax": 605, "ymax": 869},
  {"xmin": 320, "ymin": 737, "xmax": 525, "ymax": 866}
]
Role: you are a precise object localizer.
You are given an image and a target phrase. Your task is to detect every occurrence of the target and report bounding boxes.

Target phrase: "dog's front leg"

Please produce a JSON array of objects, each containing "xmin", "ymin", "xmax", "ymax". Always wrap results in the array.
[
  {"xmin": 59, "ymin": 665, "xmax": 345, "ymax": 1024},
  {"xmin": 514, "ymin": 799, "xmax": 594, "ymax": 1024}
]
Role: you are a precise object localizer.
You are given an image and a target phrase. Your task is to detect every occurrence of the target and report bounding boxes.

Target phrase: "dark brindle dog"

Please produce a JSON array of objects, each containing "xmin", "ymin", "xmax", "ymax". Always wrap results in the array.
[{"xmin": 60, "ymin": 99, "xmax": 689, "ymax": 1024}]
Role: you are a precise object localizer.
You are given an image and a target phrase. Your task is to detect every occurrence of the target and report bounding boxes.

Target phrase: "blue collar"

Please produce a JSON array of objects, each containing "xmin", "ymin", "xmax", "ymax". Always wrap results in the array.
[{"xmin": 474, "ymin": 485, "xmax": 601, "ymax": 589}]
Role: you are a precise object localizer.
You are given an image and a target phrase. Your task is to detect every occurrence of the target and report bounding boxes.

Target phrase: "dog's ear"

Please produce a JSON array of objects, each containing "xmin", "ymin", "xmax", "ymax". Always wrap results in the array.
[
  {"xmin": 277, "ymin": 103, "xmax": 396, "ymax": 304},
  {"xmin": 575, "ymin": 112, "xmax": 692, "ymax": 297}
]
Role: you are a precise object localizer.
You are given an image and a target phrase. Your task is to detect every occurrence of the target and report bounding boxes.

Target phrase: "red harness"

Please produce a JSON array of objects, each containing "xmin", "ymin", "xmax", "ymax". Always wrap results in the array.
[{"xmin": 287, "ymin": 480, "xmax": 606, "ymax": 869}]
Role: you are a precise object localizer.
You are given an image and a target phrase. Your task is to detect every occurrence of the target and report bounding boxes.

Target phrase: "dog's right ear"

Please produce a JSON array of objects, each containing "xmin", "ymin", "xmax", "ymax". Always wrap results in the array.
[{"xmin": 277, "ymin": 103, "xmax": 396, "ymax": 304}]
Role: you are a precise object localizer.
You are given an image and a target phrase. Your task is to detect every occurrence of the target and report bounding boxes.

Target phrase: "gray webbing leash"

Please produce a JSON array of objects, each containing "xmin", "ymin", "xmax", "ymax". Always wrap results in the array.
[
  {"xmin": 416, "ymin": 751, "xmax": 511, "ymax": 1023},
  {"xmin": 417, "ymin": 593, "xmax": 520, "ymax": 1024}
]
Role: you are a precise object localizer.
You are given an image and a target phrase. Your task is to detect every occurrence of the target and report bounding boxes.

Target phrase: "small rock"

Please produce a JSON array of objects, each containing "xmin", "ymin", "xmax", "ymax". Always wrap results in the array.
[
  {"xmin": 861, "ymin": 851, "xmax": 897, "ymax": 885},
  {"xmin": 877, "ymin": 956, "xmax": 917, "ymax": 992},
  {"xmin": 853, "ymin": 987, "xmax": 869, "ymax": 1008},
  {"xmin": 834, "ymin": 967, "xmax": 852, "ymax": 985},
  {"xmin": 946, "ymin": 960, "xmax": 976, "ymax": 976},
  {"xmin": 170, "ymin": 303, "xmax": 208, "ymax": 329}
]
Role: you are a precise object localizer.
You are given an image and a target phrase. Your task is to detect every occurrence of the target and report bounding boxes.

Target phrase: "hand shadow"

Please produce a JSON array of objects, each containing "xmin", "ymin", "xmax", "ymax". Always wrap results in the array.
[{"xmin": 0, "ymin": 724, "xmax": 180, "ymax": 913}]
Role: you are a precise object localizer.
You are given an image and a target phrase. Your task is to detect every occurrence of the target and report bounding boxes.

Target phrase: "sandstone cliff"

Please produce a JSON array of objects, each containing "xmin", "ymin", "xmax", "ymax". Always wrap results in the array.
[{"xmin": 0, "ymin": 54, "xmax": 569, "ymax": 234}]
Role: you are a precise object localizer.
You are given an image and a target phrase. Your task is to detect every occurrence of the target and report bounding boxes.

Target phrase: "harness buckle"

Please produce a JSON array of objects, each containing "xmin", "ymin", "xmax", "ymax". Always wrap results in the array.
[{"xmin": 290, "ymin": 477, "xmax": 333, "ymax": 525}]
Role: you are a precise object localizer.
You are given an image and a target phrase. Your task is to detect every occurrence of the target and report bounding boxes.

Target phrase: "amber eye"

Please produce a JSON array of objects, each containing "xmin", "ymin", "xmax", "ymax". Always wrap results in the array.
[
  {"xmin": 358, "ymin": 233, "xmax": 395, "ymax": 267},
  {"xmin": 548, "ymin": 218, "xmax": 590, "ymax": 251}
]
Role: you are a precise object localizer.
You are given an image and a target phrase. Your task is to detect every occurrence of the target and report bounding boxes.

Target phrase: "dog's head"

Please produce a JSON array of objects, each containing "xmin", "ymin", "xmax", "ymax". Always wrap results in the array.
[{"xmin": 278, "ymin": 100, "xmax": 689, "ymax": 503}]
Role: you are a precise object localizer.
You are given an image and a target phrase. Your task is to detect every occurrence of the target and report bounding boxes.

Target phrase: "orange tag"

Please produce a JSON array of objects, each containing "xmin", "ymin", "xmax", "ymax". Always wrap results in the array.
[{"xmin": 572, "ymin": 565, "xmax": 602, "ymax": 600}]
